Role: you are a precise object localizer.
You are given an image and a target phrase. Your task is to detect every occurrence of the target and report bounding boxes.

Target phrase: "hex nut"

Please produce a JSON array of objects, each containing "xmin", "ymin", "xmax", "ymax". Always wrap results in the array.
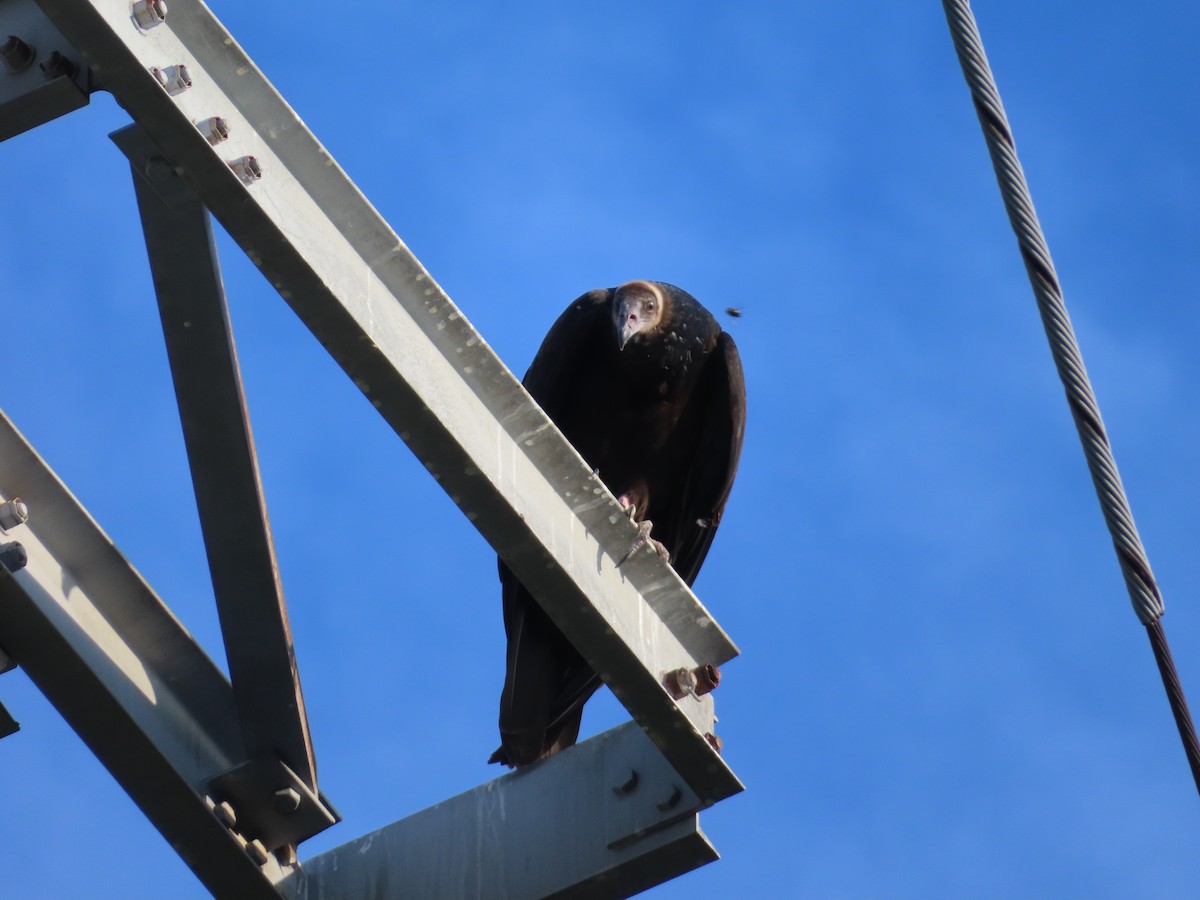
[{"xmin": 0, "ymin": 499, "xmax": 28, "ymax": 531}]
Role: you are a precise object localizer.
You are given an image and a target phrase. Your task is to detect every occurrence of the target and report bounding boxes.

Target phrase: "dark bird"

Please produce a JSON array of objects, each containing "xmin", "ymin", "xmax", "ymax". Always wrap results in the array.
[{"xmin": 491, "ymin": 280, "xmax": 746, "ymax": 768}]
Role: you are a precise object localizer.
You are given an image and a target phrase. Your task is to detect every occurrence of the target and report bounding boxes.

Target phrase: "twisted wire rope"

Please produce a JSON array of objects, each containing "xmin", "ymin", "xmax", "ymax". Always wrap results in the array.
[
  {"xmin": 942, "ymin": 0, "xmax": 1200, "ymax": 794},
  {"xmin": 943, "ymin": 0, "xmax": 1160, "ymax": 624}
]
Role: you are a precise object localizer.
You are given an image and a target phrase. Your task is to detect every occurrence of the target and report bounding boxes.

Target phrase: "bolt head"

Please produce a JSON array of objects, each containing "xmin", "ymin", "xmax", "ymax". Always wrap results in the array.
[
  {"xmin": 212, "ymin": 800, "xmax": 236, "ymax": 828},
  {"xmin": 273, "ymin": 787, "xmax": 301, "ymax": 814},
  {"xmin": 0, "ymin": 499, "xmax": 28, "ymax": 531},
  {"xmin": 611, "ymin": 769, "xmax": 640, "ymax": 797},
  {"xmin": 245, "ymin": 838, "xmax": 270, "ymax": 866},
  {"xmin": 132, "ymin": 0, "xmax": 168, "ymax": 30},
  {"xmin": 664, "ymin": 667, "xmax": 697, "ymax": 699},
  {"xmin": 143, "ymin": 156, "xmax": 175, "ymax": 184},
  {"xmin": 0, "ymin": 542, "xmax": 28, "ymax": 572},
  {"xmin": 1, "ymin": 36, "xmax": 36, "ymax": 74}
]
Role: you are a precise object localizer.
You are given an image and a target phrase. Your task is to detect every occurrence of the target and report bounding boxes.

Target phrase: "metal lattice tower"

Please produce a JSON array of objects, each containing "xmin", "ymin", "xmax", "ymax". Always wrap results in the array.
[{"xmin": 0, "ymin": 1, "xmax": 742, "ymax": 896}]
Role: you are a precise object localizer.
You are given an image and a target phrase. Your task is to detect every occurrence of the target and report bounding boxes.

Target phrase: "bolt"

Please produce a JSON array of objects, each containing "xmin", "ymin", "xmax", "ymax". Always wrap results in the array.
[
  {"xmin": 664, "ymin": 667, "xmax": 696, "ymax": 699},
  {"xmin": 611, "ymin": 769, "xmax": 639, "ymax": 797},
  {"xmin": 132, "ymin": 0, "xmax": 168, "ymax": 29},
  {"xmin": 152, "ymin": 63, "xmax": 190, "ymax": 95},
  {"xmin": 655, "ymin": 786, "xmax": 683, "ymax": 812},
  {"xmin": 245, "ymin": 838, "xmax": 270, "ymax": 867},
  {"xmin": 703, "ymin": 732, "xmax": 723, "ymax": 755},
  {"xmin": 228, "ymin": 155, "xmax": 263, "ymax": 184},
  {"xmin": 1, "ymin": 36, "xmax": 35, "ymax": 73},
  {"xmin": 272, "ymin": 787, "xmax": 301, "ymax": 814},
  {"xmin": 39, "ymin": 51, "xmax": 76, "ymax": 81},
  {"xmin": 196, "ymin": 116, "xmax": 230, "ymax": 145},
  {"xmin": 0, "ymin": 542, "xmax": 27, "ymax": 572},
  {"xmin": 665, "ymin": 664, "xmax": 720, "ymax": 699},
  {"xmin": 212, "ymin": 800, "xmax": 237, "ymax": 829},
  {"xmin": 275, "ymin": 842, "xmax": 298, "ymax": 867},
  {"xmin": 0, "ymin": 499, "xmax": 28, "ymax": 531},
  {"xmin": 694, "ymin": 664, "xmax": 721, "ymax": 696},
  {"xmin": 142, "ymin": 156, "xmax": 175, "ymax": 184}
]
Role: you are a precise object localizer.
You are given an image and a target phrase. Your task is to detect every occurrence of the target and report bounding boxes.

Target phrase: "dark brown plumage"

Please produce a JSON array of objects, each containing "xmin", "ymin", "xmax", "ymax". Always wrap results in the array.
[{"xmin": 491, "ymin": 280, "xmax": 746, "ymax": 768}]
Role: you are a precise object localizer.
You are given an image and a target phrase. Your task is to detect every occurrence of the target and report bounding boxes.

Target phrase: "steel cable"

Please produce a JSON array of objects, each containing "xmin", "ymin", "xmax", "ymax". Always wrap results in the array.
[{"xmin": 942, "ymin": 0, "xmax": 1200, "ymax": 796}]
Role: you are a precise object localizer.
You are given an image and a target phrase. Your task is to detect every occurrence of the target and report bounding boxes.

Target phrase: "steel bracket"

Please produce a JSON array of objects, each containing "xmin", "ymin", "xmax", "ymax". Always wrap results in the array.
[
  {"xmin": 0, "ymin": 0, "xmax": 89, "ymax": 142},
  {"xmin": 210, "ymin": 757, "xmax": 340, "ymax": 852}
]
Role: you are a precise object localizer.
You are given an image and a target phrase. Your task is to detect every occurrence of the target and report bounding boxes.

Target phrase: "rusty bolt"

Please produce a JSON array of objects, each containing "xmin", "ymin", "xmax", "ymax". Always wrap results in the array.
[
  {"xmin": 228, "ymin": 155, "xmax": 263, "ymax": 184},
  {"xmin": 664, "ymin": 667, "xmax": 697, "ymax": 699},
  {"xmin": 703, "ymin": 732, "xmax": 723, "ymax": 755},
  {"xmin": 611, "ymin": 769, "xmax": 639, "ymax": 797},
  {"xmin": 665, "ymin": 664, "xmax": 720, "ymax": 699},
  {"xmin": 0, "ymin": 499, "xmax": 28, "ymax": 531},
  {"xmin": 1, "ymin": 36, "xmax": 36, "ymax": 73},
  {"xmin": 196, "ymin": 115, "xmax": 230, "ymax": 145},
  {"xmin": 694, "ymin": 664, "xmax": 721, "ymax": 696},
  {"xmin": 273, "ymin": 787, "xmax": 301, "ymax": 814}
]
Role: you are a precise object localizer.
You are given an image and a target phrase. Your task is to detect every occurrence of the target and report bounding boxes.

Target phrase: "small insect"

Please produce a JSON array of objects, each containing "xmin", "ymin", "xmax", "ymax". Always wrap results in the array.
[{"xmin": 724, "ymin": 307, "xmax": 743, "ymax": 319}]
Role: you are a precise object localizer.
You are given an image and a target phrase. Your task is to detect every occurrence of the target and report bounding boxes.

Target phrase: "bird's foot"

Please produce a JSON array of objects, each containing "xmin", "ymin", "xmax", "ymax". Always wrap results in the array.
[{"xmin": 617, "ymin": 518, "xmax": 670, "ymax": 567}]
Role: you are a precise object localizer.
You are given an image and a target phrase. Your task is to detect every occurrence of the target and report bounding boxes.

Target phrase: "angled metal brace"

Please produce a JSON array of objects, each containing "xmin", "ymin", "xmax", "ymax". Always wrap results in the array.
[
  {"xmin": 0, "ymin": 410, "xmax": 295, "ymax": 897},
  {"xmin": 112, "ymin": 122, "xmax": 319, "ymax": 803},
  {"xmin": 0, "ymin": 643, "xmax": 16, "ymax": 739}
]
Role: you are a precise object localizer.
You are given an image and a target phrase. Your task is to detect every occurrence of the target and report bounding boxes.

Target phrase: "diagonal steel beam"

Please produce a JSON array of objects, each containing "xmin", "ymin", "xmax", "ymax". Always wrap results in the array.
[
  {"xmin": 112, "ymin": 122, "xmax": 316, "ymax": 793},
  {"xmin": 0, "ymin": 409, "xmax": 290, "ymax": 898},
  {"xmin": 30, "ymin": 0, "xmax": 742, "ymax": 803}
]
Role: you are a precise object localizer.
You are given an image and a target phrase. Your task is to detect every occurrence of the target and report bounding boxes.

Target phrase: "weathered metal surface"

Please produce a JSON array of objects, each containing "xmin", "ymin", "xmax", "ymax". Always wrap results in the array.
[
  {"xmin": 284, "ymin": 722, "xmax": 718, "ymax": 900},
  {"xmin": 114, "ymin": 121, "xmax": 319, "ymax": 796},
  {"xmin": 0, "ymin": 0, "xmax": 88, "ymax": 142},
  {"xmin": 0, "ymin": 409, "xmax": 288, "ymax": 897}
]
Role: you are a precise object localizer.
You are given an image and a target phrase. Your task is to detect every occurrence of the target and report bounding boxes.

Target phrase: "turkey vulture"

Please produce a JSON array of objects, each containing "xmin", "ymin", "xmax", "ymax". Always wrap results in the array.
[{"xmin": 492, "ymin": 280, "xmax": 746, "ymax": 767}]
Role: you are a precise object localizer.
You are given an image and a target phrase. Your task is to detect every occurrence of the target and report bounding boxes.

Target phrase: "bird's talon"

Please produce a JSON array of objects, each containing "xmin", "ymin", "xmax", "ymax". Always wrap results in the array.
[{"xmin": 617, "ymin": 519, "xmax": 668, "ymax": 566}]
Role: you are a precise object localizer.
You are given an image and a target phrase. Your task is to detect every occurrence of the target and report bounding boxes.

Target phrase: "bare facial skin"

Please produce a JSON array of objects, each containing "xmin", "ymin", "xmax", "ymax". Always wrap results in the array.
[{"xmin": 613, "ymin": 281, "xmax": 666, "ymax": 350}]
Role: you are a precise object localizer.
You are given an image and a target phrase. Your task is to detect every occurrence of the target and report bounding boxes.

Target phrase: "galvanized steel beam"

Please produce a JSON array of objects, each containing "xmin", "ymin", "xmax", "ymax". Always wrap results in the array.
[
  {"xmin": 113, "ymin": 121, "xmax": 318, "ymax": 795},
  {"xmin": 0, "ymin": 409, "xmax": 293, "ymax": 897},
  {"xmin": 28, "ymin": 0, "xmax": 741, "ymax": 804},
  {"xmin": 283, "ymin": 722, "xmax": 719, "ymax": 900}
]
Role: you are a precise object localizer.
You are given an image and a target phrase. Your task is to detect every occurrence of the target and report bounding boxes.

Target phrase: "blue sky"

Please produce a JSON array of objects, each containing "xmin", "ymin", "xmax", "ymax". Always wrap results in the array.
[{"xmin": 3, "ymin": 1, "xmax": 1200, "ymax": 896}]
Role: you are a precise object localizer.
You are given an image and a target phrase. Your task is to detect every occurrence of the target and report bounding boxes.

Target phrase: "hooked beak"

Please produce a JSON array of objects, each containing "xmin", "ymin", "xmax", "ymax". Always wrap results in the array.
[
  {"xmin": 614, "ymin": 281, "xmax": 662, "ymax": 351},
  {"xmin": 618, "ymin": 305, "xmax": 641, "ymax": 350}
]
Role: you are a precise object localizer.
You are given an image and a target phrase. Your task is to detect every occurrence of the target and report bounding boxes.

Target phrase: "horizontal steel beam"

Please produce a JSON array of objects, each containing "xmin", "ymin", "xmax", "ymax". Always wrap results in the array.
[
  {"xmin": 0, "ymin": 409, "xmax": 290, "ymax": 898},
  {"xmin": 283, "ymin": 722, "xmax": 718, "ymax": 900},
  {"xmin": 31, "ymin": 0, "xmax": 741, "ymax": 803}
]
